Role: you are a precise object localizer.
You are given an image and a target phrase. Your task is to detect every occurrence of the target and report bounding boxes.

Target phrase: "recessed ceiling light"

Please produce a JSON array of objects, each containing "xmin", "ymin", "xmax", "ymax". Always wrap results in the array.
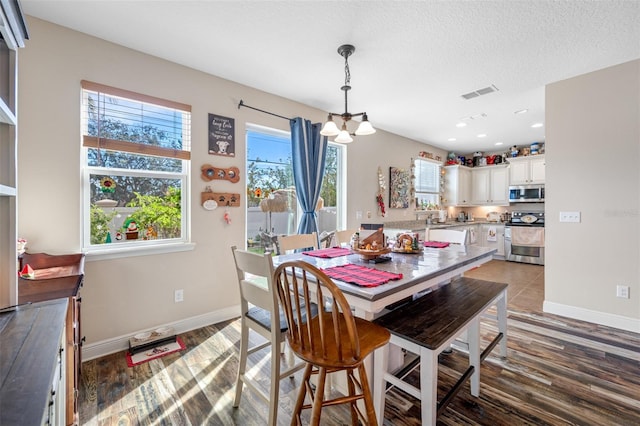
[
  {"xmin": 495, "ymin": 142, "xmax": 503, "ymax": 146},
  {"xmin": 448, "ymin": 137, "xmax": 456, "ymax": 142},
  {"xmin": 531, "ymin": 123, "xmax": 544, "ymax": 128},
  {"xmin": 477, "ymin": 134, "xmax": 487, "ymax": 138},
  {"xmin": 456, "ymin": 122, "xmax": 467, "ymax": 128},
  {"xmin": 514, "ymin": 109, "xmax": 528, "ymax": 114}
]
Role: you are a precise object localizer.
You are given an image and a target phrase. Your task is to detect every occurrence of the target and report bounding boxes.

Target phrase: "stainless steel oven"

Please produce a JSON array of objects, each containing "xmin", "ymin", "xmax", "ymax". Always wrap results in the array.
[{"xmin": 505, "ymin": 212, "xmax": 545, "ymax": 265}]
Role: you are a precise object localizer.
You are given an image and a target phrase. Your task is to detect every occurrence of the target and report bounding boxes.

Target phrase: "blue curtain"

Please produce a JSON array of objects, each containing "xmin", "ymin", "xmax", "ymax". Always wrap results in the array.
[{"xmin": 290, "ymin": 117, "xmax": 328, "ymax": 237}]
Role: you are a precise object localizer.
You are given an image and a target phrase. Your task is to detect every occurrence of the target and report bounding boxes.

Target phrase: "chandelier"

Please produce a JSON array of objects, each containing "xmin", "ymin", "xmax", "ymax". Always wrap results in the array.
[{"xmin": 320, "ymin": 44, "xmax": 375, "ymax": 143}]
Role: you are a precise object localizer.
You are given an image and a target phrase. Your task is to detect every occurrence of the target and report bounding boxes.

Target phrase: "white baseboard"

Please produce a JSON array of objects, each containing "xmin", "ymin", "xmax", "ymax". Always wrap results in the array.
[
  {"xmin": 82, "ymin": 304, "xmax": 241, "ymax": 361},
  {"xmin": 543, "ymin": 301, "xmax": 640, "ymax": 333}
]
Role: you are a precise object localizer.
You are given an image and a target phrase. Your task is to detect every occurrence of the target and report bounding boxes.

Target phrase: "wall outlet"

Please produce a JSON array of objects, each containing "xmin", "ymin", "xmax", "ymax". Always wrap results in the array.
[
  {"xmin": 616, "ymin": 285, "xmax": 630, "ymax": 299},
  {"xmin": 559, "ymin": 211, "xmax": 581, "ymax": 223},
  {"xmin": 174, "ymin": 289, "xmax": 184, "ymax": 303}
]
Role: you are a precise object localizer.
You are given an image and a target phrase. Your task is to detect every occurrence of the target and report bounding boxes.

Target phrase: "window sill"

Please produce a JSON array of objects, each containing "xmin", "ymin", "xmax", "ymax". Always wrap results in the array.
[{"xmin": 85, "ymin": 241, "xmax": 196, "ymax": 261}]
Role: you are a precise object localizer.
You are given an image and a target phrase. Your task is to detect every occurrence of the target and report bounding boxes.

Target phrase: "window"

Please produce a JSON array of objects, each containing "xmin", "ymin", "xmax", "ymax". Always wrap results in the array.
[
  {"xmin": 245, "ymin": 125, "xmax": 345, "ymax": 252},
  {"xmin": 81, "ymin": 81, "xmax": 191, "ymax": 252},
  {"xmin": 414, "ymin": 158, "xmax": 442, "ymax": 208}
]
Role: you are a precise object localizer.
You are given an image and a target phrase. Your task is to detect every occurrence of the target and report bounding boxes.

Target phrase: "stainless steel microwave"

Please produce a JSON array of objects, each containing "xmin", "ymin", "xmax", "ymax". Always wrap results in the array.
[{"xmin": 509, "ymin": 185, "xmax": 545, "ymax": 203}]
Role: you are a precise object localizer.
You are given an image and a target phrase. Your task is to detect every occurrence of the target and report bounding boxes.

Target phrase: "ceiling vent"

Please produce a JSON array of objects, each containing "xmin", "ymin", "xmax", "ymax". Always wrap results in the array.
[{"xmin": 461, "ymin": 85, "xmax": 499, "ymax": 100}]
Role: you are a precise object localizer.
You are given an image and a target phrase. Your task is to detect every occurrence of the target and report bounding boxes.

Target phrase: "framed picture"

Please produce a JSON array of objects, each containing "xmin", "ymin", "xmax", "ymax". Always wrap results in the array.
[
  {"xmin": 208, "ymin": 113, "xmax": 235, "ymax": 156},
  {"xmin": 389, "ymin": 167, "xmax": 410, "ymax": 208}
]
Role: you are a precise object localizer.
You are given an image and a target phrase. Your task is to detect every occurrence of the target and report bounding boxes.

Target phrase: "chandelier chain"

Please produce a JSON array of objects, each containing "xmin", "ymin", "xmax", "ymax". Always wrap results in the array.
[{"xmin": 344, "ymin": 55, "xmax": 351, "ymax": 87}]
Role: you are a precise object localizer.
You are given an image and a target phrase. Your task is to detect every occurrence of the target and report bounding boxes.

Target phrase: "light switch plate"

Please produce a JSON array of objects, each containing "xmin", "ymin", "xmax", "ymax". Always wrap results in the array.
[{"xmin": 559, "ymin": 211, "xmax": 581, "ymax": 223}]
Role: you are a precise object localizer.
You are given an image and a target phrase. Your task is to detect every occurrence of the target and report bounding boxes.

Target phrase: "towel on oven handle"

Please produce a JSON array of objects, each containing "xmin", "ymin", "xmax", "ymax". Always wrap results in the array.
[{"xmin": 511, "ymin": 227, "xmax": 545, "ymax": 246}]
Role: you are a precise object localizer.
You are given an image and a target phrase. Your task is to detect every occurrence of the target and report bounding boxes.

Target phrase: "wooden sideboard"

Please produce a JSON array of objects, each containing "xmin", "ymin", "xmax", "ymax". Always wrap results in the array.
[
  {"xmin": 0, "ymin": 298, "xmax": 68, "ymax": 425},
  {"xmin": 18, "ymin": 253, "xmax": 85, "ymax": 426}
]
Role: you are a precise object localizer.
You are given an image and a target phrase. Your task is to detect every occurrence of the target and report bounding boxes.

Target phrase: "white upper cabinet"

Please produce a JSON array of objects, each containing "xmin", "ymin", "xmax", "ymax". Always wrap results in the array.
[
  {"xmin": 471, "ymin": 165, "xmax": 509, "ymax": 206},
  {"xmin": 509, "ymin": 155, "xmax": 545, "ymax": 185},
  {"xmin": 443, "ymin": 165, "xmax": 472, "ymax": 206}
]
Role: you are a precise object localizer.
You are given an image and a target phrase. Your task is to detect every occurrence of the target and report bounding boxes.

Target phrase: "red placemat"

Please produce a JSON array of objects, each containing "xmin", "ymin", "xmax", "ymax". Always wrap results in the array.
[
  {"xmin": 322, "ymin": 263, "xmax": 403, "ymax": 287},
  {"xmin": 424, "ymin": 241, "xmax": 450, "ymax": 248},
  {"xmin": 303, "ymin": 247, "xmax": 351, "ymax": 258}
]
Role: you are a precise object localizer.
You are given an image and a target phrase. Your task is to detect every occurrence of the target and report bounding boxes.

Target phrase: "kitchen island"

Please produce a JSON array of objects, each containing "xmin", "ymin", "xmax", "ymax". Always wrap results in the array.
[{"xmin": 384, "ymin": 219, "xmax": 506, "ymax": 259}]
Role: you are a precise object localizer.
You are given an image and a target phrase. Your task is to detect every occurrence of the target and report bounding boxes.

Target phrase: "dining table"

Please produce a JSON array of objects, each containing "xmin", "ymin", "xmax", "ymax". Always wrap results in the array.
[
  {"xmin": 272, "ymin": 244, "xmax": 497, "ymax": 320},
  {"xmin": 272, "ymin": 243, "xmax": 498, "ymax": 414}
]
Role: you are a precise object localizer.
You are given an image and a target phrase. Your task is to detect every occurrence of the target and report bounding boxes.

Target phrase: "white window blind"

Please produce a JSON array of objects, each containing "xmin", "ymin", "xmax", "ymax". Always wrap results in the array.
[{"xmin": 415, "ymin": 158, "xmax": 440, "ymax": 193}]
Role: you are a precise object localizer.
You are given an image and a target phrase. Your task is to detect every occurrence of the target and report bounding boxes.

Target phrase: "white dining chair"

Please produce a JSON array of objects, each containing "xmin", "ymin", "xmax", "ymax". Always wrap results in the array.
[
  {"xmin": 334, "ymin": 229, "xmax": 357, "ymax": 246},
  {"xmin": 277, "ymin": 232, "xmax": 318, "ymax": 254},
  {"xmin": 230, "ymin": 246, "xmax": 307, "ymax": 426},
  {"xmin": 426, "ymin": 228, "xmax": 468, "ymax": 245}
]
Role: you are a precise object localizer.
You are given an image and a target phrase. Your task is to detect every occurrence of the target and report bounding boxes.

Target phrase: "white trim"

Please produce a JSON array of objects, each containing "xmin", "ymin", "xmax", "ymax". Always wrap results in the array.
[
  {"xmin": 85, "ymin": 241, "xmax": 195, "ymax": 261},
  {"xmin": 543, "ymin": 301, "xmax": 640, "ymax": 333},
  {"xmin": 82, "ymin": 304, "xmax": 241, "ymax": 361}
]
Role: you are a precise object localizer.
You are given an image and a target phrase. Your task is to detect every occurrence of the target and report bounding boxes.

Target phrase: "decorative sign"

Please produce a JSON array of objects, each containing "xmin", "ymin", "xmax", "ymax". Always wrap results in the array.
[
  {"xmin": 389, "ymin": 167, "xmax": 410, "ymax": 209},
  {"xmin": 208, "ymin": 113, "xmax": 235, "ymax": 156}
]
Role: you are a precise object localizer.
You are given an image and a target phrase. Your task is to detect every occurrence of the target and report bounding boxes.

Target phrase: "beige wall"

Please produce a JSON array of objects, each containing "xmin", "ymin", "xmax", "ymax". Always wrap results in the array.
[
  {"xmin": 17, "ymin": 17, "xmax": 444, "ymax": 357},
  {"xmin": 545, "ymin": 59, "xmax": 640, "ymax": 331}
]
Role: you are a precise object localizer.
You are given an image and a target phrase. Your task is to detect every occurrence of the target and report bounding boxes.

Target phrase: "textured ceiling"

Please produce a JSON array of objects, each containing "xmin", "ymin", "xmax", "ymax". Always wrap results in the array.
[{"xmin": 21, "ymin": 0, "xmax": 640, "ymax": 154}]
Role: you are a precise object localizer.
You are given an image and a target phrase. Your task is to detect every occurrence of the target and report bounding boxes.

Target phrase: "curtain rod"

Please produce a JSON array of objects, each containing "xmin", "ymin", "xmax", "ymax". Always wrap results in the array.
[{"xmin": 237, "ymin": 99, "xmax": 293, "ymax": 121}]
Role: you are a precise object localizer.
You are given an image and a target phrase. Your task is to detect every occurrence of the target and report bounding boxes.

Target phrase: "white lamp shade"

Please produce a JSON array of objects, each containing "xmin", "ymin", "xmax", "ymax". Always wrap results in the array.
[
  {"xmin": 355, "ymin": 119, "xmax": 376, "ymax": 136},
  {"xmin": 320, "ymin": 119, "xmax": 340, "ymax": 136},
  {"xmin": 334, "ymin": 129, "xmax": 353, "ymax": 143}
]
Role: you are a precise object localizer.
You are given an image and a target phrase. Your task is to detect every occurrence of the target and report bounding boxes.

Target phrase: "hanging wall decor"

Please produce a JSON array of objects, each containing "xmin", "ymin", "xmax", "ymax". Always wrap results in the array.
[
  {"xmin": 376, "ymin": 166, "xmax": 386, "ymax": 217},
  {"xmin": 201, "ymin": 191, "xmax": 240, "ymax": 207},
  {"xmin": 200, "ymin": 164, "xmax": 240, "ymax": 183},
  {"xmin": 389, "ymin": 166, "xmax": 410, "ymax": 209},
  {"xmin": 208, "ymin": 113, "xmax": 235, "ymax": 156}
]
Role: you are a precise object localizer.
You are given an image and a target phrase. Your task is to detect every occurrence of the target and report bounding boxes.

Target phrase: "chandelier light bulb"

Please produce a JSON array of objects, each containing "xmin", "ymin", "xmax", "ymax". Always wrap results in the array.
[
  {"xmin": 354, "ymin": 113, "xmax": 376, "ymax": 136},
  {"xmin": 320, "ymin": 115, "xmax": 340, "ymax": 136},
  {"xmin": 334, "ymin": 123, "xmax": 354, "ymax": 143}
]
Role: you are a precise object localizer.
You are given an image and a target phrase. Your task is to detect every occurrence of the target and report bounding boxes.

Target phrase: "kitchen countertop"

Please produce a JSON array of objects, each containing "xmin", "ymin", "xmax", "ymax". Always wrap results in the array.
[{"xmin": 384, "ymin": 219, "xmax": 505, "ymax": 233}]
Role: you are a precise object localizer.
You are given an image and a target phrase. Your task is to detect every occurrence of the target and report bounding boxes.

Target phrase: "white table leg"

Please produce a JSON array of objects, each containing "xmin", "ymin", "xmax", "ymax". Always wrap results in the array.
[
  {"xmin": 373, "ymin": 344, "xmax": 389, "ymax": 426},
  {"xmin": 420, "ymin": 347, "xmax": 438, "ymax": 426},
  {"xmin": 498, "ymin": 291, "xmax": 508, "ymax": 357},
  {"xmin": 468, "ymin": 318, "xmax": 481, "ymax": 397}
]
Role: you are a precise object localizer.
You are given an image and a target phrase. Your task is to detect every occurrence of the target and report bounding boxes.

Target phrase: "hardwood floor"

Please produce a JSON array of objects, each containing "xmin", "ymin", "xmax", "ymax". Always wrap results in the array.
[{"xmin": 79, "ymin": 260, "xmax": 640, "ymax": 425}]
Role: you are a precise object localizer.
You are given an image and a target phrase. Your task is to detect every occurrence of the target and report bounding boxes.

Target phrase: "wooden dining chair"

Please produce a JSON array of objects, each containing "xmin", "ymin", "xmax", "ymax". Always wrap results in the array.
[
  {"xmin": 277, "ymin": 232, "xmax": 318, "ymax": 254},
  {"xmin": 426, "ymin": 228, "xmax": 468, "ymax": 245},
  {"xmin": 333, "ymin": 229, "xmax": 357, "ymax": 246},
  {"xmin": 230, "ymin": 246, "xmax": 307, "ymax": 426},
  {"xmin": 273, "ymin": 260, "xmax": 391, "ymax": 426}
]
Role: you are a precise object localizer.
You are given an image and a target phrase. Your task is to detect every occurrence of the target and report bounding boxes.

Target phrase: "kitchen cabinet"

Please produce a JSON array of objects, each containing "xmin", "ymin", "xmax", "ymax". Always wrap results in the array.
[
  {"xmin": 479, "ymin": 224, "xmax": 505, "ymax": 257},
  {"xmin": 508, "ymin": 155, "xmax": 545, "ymax": 184},
  {"xmin": 470, "ymin": 165, "xmax": 509, "ymax": 206},
  {"xmin": 0, "ymin": 1, "xmax": 28, "ymax": 314},
  {"xmin": 18, "ymin": 253, "xmax": 85, "ymax": 426},
  {"xmin": 443, "ymin": 165, "xmax": 472, "ymax": 206}
]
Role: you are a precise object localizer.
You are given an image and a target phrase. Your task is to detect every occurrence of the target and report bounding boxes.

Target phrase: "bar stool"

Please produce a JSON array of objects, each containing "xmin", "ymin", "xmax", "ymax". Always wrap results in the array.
[
  {"xmin": 231, "ymin": 246, "xmax": 308, "ymax": 426},
  {"xmin": 273, "ymin": 260, "xmax": 391, "ymax": 425}
]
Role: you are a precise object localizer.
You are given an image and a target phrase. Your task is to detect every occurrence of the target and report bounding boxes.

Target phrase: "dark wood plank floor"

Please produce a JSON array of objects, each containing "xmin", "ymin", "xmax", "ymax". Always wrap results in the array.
[{"xmin": 79, "ymin": 261, "xmax": 640, "ymax": 425}]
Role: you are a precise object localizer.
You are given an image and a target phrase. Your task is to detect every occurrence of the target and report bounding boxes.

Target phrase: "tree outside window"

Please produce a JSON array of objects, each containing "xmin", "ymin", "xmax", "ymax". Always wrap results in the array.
[
  {"xmin": 81, "ymin": 81, "xmax": 191, "ymax": 249},
  {"xmin": 246, "ymin": 127, "xmax": 342, "ymax": 252}
]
